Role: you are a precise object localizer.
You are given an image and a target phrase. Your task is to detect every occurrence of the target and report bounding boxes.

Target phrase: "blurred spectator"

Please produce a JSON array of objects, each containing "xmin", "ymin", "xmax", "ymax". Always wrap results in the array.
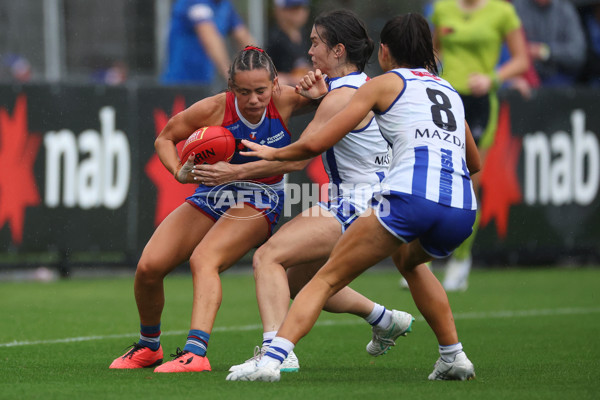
[
  {"xmin": 497, "ymin": 27, "xmax": 541, "ymax": 99},
  {"xmin": 91, "ymin": 61, "xmax": 128, "ymax": 85},
  {"xmin": 578, "ymin": 3, "xmax": 600, "ymax": 86},
  {"xmin": 266, "ymin": 0, "xmax": 311, "ymax": 86},
  {"xmin": 0, "ymin": 54, "xmax": 31, "ymax": 82},
  {"xmin": 513, "ymin": 0, "xmax": 586, "ymax": 86},
  {"xmin": 161, "ymin": 0, "xmax": 256, "ymax": 85},
  {"xmin": 430, "ymin": 0, "xmax": 529, "ymax": 291}
]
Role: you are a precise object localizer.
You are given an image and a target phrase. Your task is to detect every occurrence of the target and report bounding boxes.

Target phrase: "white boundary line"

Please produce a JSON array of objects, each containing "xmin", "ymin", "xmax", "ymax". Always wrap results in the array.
[{"xmin": 1, "ymin": 306, "xmax": 599, "ymax": 348}]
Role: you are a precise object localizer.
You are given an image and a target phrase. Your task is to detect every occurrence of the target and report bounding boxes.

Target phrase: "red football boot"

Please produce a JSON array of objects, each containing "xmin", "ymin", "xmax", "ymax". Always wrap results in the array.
[
  {"xmin": 154, "ymin": 348, "xmax": 211, "ymax": 373},
  {"xmin": 109, "ymin": 343, "xmax": 163, "ymax": 369}
]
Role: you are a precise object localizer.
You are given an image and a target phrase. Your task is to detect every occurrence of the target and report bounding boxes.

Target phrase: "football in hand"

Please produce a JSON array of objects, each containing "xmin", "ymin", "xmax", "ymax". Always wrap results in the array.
[{"xmin": 180, "ymin": 126, "xmax": 236, "ymax": 165}]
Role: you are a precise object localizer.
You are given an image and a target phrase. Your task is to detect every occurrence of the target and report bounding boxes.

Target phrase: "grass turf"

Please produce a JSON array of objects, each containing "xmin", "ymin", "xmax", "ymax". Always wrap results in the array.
[{"xmin": 0, "ymin": 266, "xmax": 598, "ymax": 399}]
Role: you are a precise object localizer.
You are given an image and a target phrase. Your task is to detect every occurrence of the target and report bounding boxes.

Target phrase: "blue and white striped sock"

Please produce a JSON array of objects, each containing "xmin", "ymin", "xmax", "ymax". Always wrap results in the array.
[
  {"xmin": 366, "ymin": 304, "xmax": 392, "ymax": 329},
  {"xmin": 259, "ymin": 336, "xmax": 294, "ymax": 368},
  {"xmin": 262, "ymin": 331, "xmax": 277, "ymax": 349},
  {"xmin": 138, "ymin": 323, "xmax": 161, "ymax": 351},
  {"xmin": 183, "ymin": 329, "xmax": 210, "ymax": 356}
]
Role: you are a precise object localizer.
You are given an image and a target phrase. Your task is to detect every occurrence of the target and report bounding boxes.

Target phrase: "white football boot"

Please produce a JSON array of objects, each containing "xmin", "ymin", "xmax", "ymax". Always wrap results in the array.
[
  {"xmin": 428, "ymin": 352, "xmax": 476, "ymax": 381},
  {"xmin": 229, "ymin": 346, "xmax": 299, "ymax": 372},
  {"xmin": 366, "ymin": 310, "xmax": 414, "ymax": 356},
  {"xmin": 226, "ymin": 361, "xmax": 280, "ymax": 382}
]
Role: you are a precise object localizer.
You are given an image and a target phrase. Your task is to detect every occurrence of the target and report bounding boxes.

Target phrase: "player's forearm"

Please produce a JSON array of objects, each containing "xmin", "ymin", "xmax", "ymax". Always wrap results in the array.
[
  {"xmin": 155, "ymin": 136, "xmax": 182, "ymax": 177},
  {"xmin": 237, "ymin": 159, "xmax": 309, "ymax": 180}
]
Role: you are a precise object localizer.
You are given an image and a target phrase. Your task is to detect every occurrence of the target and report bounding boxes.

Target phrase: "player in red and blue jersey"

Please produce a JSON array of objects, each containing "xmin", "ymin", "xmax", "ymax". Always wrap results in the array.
[
  {"xmin": 109, "ymin": 45, "xmax": 409, "ymax": 374},
  {"xmin": 110, "ymin": 46, "xmax": 315, "ymax": 373}
]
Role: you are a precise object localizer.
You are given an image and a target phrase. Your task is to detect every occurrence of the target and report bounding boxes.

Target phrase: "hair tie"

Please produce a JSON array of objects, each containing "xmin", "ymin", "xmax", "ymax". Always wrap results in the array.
[{"xmin": 244, "ymin": 45, "xmax": 264, "ymax": 53}]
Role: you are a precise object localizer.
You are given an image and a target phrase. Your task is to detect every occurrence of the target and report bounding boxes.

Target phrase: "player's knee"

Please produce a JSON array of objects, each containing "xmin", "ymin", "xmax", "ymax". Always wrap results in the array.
[
  {"xmin": 189, "ymin": 253, "xmax": 223, "ymax": 276},
  {"xmin": 135, "ymin": 259, "xmax": 164, "ymax": 284},
  {"xmin": 252, "ymin": 242, "xmax": 277, "ymax": 272}
]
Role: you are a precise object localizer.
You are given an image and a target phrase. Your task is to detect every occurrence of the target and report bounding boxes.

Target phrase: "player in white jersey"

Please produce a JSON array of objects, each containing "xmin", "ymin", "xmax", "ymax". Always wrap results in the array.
[
  {"xmin": 230, "ymin": 13, "xmax": 480, "ymax": 382},
  {"xmin": 227, "ymin": 10, "xmax": 414, "ymax": 374},
  {"xmin": 322, "ymin": 71, "xmax": 389, "ymax": 208},
  {"xmin": 318, "ymin": 71, "xmax": 390, "ymax": 229},
  {"xmin": 375, "ymin": 67, "xmax": 476, "ymax": 211}
]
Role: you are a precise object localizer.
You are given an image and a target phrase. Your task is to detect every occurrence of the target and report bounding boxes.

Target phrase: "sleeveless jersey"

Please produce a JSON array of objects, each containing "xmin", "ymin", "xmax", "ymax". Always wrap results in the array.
[
  {"xmin": 323, "ymin": 72, "xmax": 390, "ymax": 200},
  {"xmin": 222, "ymin": 91, "xmax": 291, "ymax": 188},
  {"xmin": 375, "ymin": 68, "xmax": 477, "ymax": 211}
]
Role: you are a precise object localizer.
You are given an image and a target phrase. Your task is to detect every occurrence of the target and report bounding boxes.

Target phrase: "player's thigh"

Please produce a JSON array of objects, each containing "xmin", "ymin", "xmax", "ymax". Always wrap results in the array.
[
  {"xmin": 315, "ymin": 212, "xmax": 401, "ymax": 290},
  {"xmin": 139, "ymin": 202, "xmax": 215, "ymax": 274},
  {"xmin": 190, "ymin": 203, "xmax": 272, "ymax": 273},
  {"xmin": 391, "ymin": 239, "xmax": 433, "ymax": 274},
  {"xmin": 258, "ymin": 205, "xmax": 342, "ymax": 268}
]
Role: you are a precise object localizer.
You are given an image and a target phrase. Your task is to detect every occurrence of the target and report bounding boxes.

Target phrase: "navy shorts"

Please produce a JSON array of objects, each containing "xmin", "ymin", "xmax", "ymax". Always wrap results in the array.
[
  {"xmin": 374, "ymin": 191, "xmax": 476, "ymax": 258},
  {"xmin": 318, "ymin": 196, "xmax": 365, "ymax": 233},
  {"xmin": 185, "ymin": 182, "xmax": 284, "ymax": 236}
]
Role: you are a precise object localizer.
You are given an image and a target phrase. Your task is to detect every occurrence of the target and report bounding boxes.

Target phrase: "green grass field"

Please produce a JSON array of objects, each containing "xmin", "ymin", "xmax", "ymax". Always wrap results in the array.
[{"xmin": 1, "ymin": 266, "xmax": 598, "ymax": 399}]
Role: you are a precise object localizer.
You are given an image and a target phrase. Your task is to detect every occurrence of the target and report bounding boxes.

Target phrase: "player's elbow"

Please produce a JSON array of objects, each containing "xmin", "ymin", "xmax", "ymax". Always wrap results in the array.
[
  {"xmin": 154, "ymin": 136, "xmax": 163, "ymax": 152},
  {"xmin": 468, "ymin": 159, "xmax": 481, "ymax": 175}
]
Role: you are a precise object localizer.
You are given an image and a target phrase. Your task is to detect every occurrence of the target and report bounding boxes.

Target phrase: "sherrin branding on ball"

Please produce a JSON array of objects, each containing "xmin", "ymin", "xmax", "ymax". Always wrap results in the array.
[{"xmin": 180, "ymin": 126, "xmax": 236, "ymax": 165}]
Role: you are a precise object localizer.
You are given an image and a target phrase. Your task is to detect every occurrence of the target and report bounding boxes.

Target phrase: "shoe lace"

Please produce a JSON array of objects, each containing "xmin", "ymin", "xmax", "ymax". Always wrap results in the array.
[
  {"xmin": 432, "ymin": 358, "xmax": 451, "ymax": 379},
  {"xmin": 244, "ymin": 345, "xmax": 265, "ymax": 363},
  {"xmin": 169, "ymin": 347, "xmax": 189, "ymax": 360},
  {"xmin": 372, "ymin": 333, "xmax": 395, "ymax": 347},
  {"xmin": 123, "ymin": 342, "xmax": 145, "ymax": 359},
  {"xmin": 371, "ymin": 327, "xmax": 396, "ymax": 347}
]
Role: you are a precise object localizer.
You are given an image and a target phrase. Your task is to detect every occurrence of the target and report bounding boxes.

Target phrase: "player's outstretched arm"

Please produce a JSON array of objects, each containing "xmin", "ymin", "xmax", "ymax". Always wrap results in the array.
[
  {"xmin": 192, "ymin": 158, "xmax": 309, "ymax": 185},
  {"xmin": 241, "ymin": 75, "xmax": 390, "ymax": 162}
]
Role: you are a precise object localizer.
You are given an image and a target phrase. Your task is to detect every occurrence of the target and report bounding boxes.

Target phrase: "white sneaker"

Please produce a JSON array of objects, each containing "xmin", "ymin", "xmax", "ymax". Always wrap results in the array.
[
  {"xmin": 399, "ymin": 277, "xmax": 409, "ymax": 289},
  {"xmin": 226, "ymin": 362, "xmax": 280, "ymax": 382},
  {"xmin": 280, "ymin": 349, "xmax": 299, "ymax": 372},
  {"xmin": 228, "ymin": 345, "xmax": 264, "ymax": 372},
  {"xmin": 428, "ymin": 352, "xmax": 475, "ymax": 381},
  {"xmin": 366, "ymin": 310, "xmax": 414, "ymax": 356},
  {"xmin": 228, "ymin": 346, "xmax": 299, "ymax": 372},
  {"xmin": 443, "ymin": 256, "xmax": 471, "ymax": 292}
]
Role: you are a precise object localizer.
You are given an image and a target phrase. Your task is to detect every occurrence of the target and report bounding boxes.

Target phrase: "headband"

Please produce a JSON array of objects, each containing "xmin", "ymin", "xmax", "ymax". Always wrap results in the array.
[{"xmin": 244, "ymin": 46, "xmax": 264, "ymax": 53}]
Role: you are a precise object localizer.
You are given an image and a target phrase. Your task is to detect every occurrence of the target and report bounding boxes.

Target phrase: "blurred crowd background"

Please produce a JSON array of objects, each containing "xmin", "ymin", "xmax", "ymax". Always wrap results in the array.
[{"xmin": 1, "ymin": 0, "xmax": 598, "ymax": 89}]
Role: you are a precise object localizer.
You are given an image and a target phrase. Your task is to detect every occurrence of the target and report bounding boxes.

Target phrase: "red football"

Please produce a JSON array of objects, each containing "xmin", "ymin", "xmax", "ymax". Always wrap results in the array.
[{"xmin": 180, "ymin": 126, "xmax": 236, "ymax": 165}]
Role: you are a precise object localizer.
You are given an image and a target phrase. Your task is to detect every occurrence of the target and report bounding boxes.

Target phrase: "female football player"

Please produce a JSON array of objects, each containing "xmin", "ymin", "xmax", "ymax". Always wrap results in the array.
[
  {"xmin": 227, "ymin": 13, "xmax": 480, "ymax": 382},
  {"xmin": 224, "ymin": 10, "xmax": 415, "ymax": 374},
  {"xmin": 109, "ymin": 45, "xmax": 407, "ymax": 374}
]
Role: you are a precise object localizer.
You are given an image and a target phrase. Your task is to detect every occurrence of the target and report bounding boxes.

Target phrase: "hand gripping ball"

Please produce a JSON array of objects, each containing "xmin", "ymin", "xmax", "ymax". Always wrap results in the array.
[{"xmin": 180, "ymin": 126, "xmax": 236, "ymax": 165}]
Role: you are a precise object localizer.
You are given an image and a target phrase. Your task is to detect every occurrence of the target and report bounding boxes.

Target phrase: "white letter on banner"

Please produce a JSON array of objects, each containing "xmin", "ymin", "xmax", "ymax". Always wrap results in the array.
[{"xmin": 572, "ymin": 110, "xmax": 599, "ymax": 206}]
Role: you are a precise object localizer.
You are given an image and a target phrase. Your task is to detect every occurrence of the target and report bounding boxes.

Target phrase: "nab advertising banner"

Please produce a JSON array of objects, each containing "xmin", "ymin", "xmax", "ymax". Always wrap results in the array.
[
  {"xmin": 0, "ymin": 84, "xmax": 598, "ymax": 267},
  {"xmin": 473, "ymin": 90, "xmax": 600, "ymax": 265},
  {"xmin": 0, "ymin": 85, "xmax": 133, "ymax": 257}
]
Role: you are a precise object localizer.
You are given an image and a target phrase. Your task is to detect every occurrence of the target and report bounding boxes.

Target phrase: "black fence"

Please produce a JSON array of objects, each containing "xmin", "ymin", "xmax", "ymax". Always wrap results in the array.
[{"xmin": 0, "ymin": 83, "xmax": 598, "ymax": 270}]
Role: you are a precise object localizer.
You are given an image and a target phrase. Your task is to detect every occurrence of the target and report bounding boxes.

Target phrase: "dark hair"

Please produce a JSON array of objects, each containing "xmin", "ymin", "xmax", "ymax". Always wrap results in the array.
[
  {"xmin": 229, "ymin": 45, "xmax": 278, "ymax": 83},
  {"xmin": 380, "ymin": 13, "xmax": 438, "ymax": 75},
  {"xmin": 313, "ymin": 10, "xmax": 374, "ymax": 72}
]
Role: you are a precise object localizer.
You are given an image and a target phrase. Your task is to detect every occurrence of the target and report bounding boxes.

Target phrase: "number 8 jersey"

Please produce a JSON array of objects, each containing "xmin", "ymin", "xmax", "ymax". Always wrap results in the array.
[{"xmin": 374, "ymin": 68, "xmax": 477, "ymax": 211}]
